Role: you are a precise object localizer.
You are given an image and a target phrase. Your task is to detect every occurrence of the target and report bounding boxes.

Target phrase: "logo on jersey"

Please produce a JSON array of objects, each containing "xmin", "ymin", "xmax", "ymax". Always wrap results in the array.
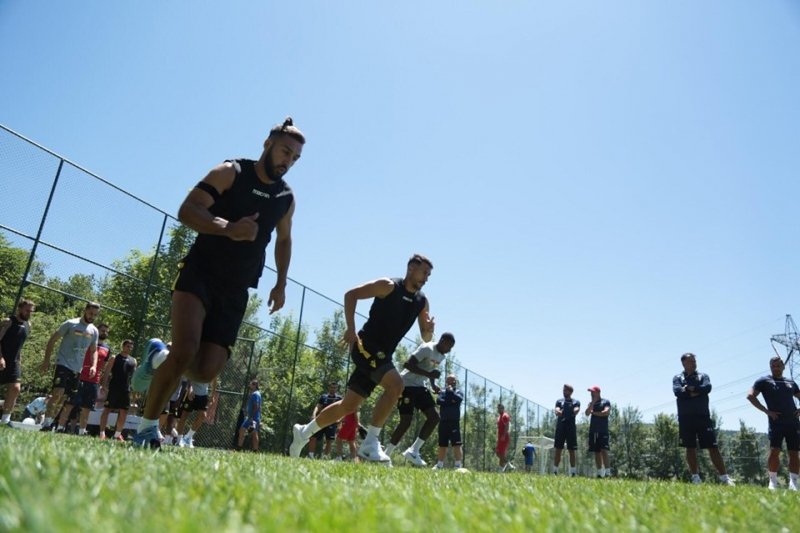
[
  {"xmin": 275, "ymin": 190, "xmax": 292, "ymax": 198},
  {"xmin": 252, "ymin": 189, "xmax": 270, "ymax": 198},
  {"xmin": 376, "ymin": 351, "xmax": 386, "ymax": 360},
  {"xmin": 402, "ymin": 296, "xmax": 413, "ymax": 302}
]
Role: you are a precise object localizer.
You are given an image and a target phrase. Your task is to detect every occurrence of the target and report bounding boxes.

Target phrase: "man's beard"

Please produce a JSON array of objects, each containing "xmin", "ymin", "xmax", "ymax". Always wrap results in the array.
[{"xmin": 262, "ymin": 148, "xmax": 286, "ymax": 181}]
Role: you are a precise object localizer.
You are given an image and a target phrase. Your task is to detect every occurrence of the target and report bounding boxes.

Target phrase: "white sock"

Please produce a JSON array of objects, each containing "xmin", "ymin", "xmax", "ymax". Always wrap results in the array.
[
  {"xmin": 455, "ymin": 461, "xmax": 462, "ymax": 468},
  {"xmin": 113, "ymin": 431, "xmax": 122, "ymax": 438},
  {"xmin": 78, "ymin": 429, "xmax": 87, "ymax": 435},
  {"xmin": 44, "ymin": 417, "xmax": 53, "ymax": 426},
  {"xmin": 163, "ymin": 436, "xmax": 173, "ymax": 445},
  {"xmin": 1, "ymin": 414, "xmax": 10, "ymax": 423},
  {"xmin": 186, "ymin": 429, "xmax": 196, "ymax": 439},
  {"xmin": 597, "ymin": 469, "xmax": 605, "ymax": 477},
  {"xmin": 719, "ymin": 474, "xmax": 729, "ymax": 482},
  {"xmin": 366, "ymin": 425, "xmax": 381, "ymax": 442},
  {"xmin": 437, "ymin": 461, "xmax": 445, "ymax": 468},
  {"xmin": 56, "ymin": 425, "xmax": 65, "ymax": 431},
  {"xmin": 570, "ymin": 467, "xmax": 576, "ymax": 475},
  {"xmin": 301, "ymin": 420, "xmax": 321, "ymax": 439},
  {"xmin": 412, "ymin": 437, "xmax": 425, "ymax": 454},
  {"xmin": 137, "ymin": 417, "xmax": 159, "ymax": 432},
  {"xmin": 171, "ymin": 428, "xmax": 179, "ymax": 438},
  {"xmin": 553, "ymin": 467, "xmax": 559, "ymax": 474},
  {"xmin": 308, "ymin": 452, "xmax": 315, "ymax": 459},
  {"xmin": 385, "ymin": 443, "xmax": 397, "ymax": 455},
  {"xmin": 791, "ymin": 473, "xmax": 799, "ymax": 482},
  {"xmin": 604, "ymin": 468, "xmax": 611, "ymax": 476}
]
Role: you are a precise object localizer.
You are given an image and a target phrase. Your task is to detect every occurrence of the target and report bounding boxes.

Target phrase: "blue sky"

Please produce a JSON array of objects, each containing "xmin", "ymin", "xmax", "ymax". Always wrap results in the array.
[{"xmin": 2, "ymin": 1, "xmax": 800, "ymax": 431}]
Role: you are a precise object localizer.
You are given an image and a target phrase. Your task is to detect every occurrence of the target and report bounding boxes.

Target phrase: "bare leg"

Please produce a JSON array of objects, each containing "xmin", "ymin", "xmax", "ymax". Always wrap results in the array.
[
  {"xmin": 389, "ymin": 414, "xmax": 413, "ymax": 446},
  {"xmin": 789, "ymin": 450, "xmax": 799, "ymax": 474},
  {"xmin": 568, "ymin": 450, "xmax": 576, "ymax": 468},
  {"xmin": 708, "ymin": 448, "xmax": 727, "ymax": 475},
  {"xmin": 369, "ymin": 370, "xmax": 404, "ymax": 428},
  {"xmin": 79, "ymin": 407, "xmax": 91, "ymax": 432},
  {"xmin": 418, "ymin": 407, "xmax": 440, "ymax": 441},
  {"xmin": 454, "ymin": 445, "xmax": 462, "ymax": 463},
  {"xmin": 44, "ymin": 387, "xmax": 65, "ymax": 422},
  {"xmin": 685, "ymin": 447, "xmax": 699, "ymax": 474},
  {"xmin": 3, "ymin": 383, "xmax": 20, "ymax": 415},
  {"xmin": 438, "ymin": 446, "xmax": 447, "ymax": 462},
  {"xmin": 601, "ymin": 449, "xmax": 610, "ymax": 469},
  {"xmin": 99, "ymin": 408, "xmax": 111, "ymax": 434},
  {"xmin": 554, "ymin": 448, "xmax": 563, "ymax": 468},
  {"xmin": 116, "ymin": 409, "xmax": 128, "ymax": 433}
]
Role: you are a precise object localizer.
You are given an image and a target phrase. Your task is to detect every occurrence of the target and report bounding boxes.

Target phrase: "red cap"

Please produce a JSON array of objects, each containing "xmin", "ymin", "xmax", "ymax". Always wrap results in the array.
[{"xmin": 588, "ymin": 386, "xmax": 601, "ymax": 392}]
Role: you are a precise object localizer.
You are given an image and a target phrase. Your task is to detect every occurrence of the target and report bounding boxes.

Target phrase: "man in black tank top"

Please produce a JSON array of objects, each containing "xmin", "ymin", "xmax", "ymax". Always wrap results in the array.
[
  {"xmin": 291, "ymin": 255, "xmax": 436, "ymax": 463},
  {"xmin": 99, "ymin": 339, "xmax": 137, "ymax": 440},
  {"xmin": 0, "ymin": 299, "xmax": 34, "ymax": 425},
  {"xmin": 133, "ymin": 117, "xmax": 306, "ymax": 449}
]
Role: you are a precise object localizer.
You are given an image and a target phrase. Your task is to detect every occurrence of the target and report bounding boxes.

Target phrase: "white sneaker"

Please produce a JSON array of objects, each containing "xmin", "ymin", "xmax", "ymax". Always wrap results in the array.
[
  {"xmin": 334, "ymin": 456, "xmax": 343, "ymax": 462},
  {"xmin": 321, "ymin": 454, "xmax": 329, "ymax": 460},
  {"xmin": 789, "ymin": 481, "xmax": 798, "ymax": 491},
  {"xmin": 178, "ymin": 435, "xmax": 186, "ymax": 448},
  {"xmin": 183, "ymin": 435, "xmax": 194, "ymax": 449},
  {"xmin": 506, "ymin": 463, "xmax": 516, "ymax": 471},
  {"xmin": 289, "ymin": 424, "xmax": 308, "ymax": 458},
  {"xmin": 768, "ymin": 479, "xmax": 778, "ymax": 491},
  {"xmin": 357, "ymin": 440, "xmax": 391, "ymax": 462},
  {"xmin": 721, "ymin": 476, "xmax": 735, "ymax": 486},
  {"xmin": 163, "ymin": 436, "xmax": 173, "ymax": 446},
  {"xmin": 691, "ymin": 475, "xmax": 701, "ymax": 485},
  {"xmin": 402, "ymin": 448, "xmax": 427, "ymax": 467},
  {"xmin": 432, "ymin": 464, "xmax": 444, "ymax": 470}
]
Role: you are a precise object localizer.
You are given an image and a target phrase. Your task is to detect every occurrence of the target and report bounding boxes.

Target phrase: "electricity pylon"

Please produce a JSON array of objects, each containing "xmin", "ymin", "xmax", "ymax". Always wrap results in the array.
[{"xmin": 770, "ymin": 314, "xmax": 800, "ymax": 382}]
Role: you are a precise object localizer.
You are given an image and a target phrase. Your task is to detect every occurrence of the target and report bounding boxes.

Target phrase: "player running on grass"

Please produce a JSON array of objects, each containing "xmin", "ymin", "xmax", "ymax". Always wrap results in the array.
[
  {"xmin": 290, "ymin": 254, "xmax": 436, "ymax": 463},
  {"xmin": 132, "ymin": 118, "xmax": 305, "ymax": 448}
]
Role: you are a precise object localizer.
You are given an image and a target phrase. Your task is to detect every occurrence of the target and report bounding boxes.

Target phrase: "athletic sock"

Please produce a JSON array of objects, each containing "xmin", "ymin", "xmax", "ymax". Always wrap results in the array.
[
  {"xmin": 44, "ymin": 417, "xmax": 53, "ymax": 427},
  {"xmin": 569, "ymin": 467, "xmax": 576, "ymax": 475},
  {"xmin": 1, "ymin": 414, "xmax": 10, "ymax": 423},
  {"xmin": 113, "ymin": 431, "xmax": 122, "ymax": 438},
  {"xmin": 791, "ymin": 473, "xmax": 799, "ymax": 483},
  {"xmin": 301, "ymin": 420, "xmax": 321, "ymax": 439},
  {"xmin": 604, "ymin": 468, "xmax": 611, "ymax": 477},
  {"xmin": 308, "ymin": 452, "xmax": 315, "ymax": 459},
  {"xmin": 412, "ymin": 437, "xmax": 425, "ymax": 454},
  {"xmin": 719, "ymin": 474, "xmax": 729, "ymax": 482},
  {"xmin": 437, "ymin": 461, "xmax": 445, "ymax": 468},
  {"xmin": 186, "ymin": 429, "xmax": 196, "ymax": 439},
  {"xmin": 78, "ymin": 429, "xmax": 87, "ymax": 435},
  {"xmin": 137, "ymin": 417, "xmax": 159, "ymax": 432},
  {"xmin": 553, "ymin": 467, "xmax": 559, "ymax": 474},
  {"xmin": 366, "ymin": 425, "xmax": 381, "ymax": 443},
  {"xmin": 56, "ymin": 425, "xmax": 65, "ymax": 432},
  {"xmin": 454, "ymin": 461, "xmax": 462, "ymax": 468},
  {"xmin": 385, "ymin": 443, "xmax": 397, "ymax": 455},
  {"xmin": 597, "ymin": 469, "xmax": 605, "ymax": 478}
]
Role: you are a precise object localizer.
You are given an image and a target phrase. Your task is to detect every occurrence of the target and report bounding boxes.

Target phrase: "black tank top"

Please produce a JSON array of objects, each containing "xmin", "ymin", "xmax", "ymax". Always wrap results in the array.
[
  {"xmin": 109, "ymin": 353, "xmax": 136, "ymax": 392},
  {"xmin": 0, "ymin": 316, "xmax": 30, "ymax": 364},
  {"xmin": 185, "ymin": 158, "xmax": 294, "ymax": 288},
  {"xmin": 359, "ymin": 278, "xmax": 427, "ymax": 357}
]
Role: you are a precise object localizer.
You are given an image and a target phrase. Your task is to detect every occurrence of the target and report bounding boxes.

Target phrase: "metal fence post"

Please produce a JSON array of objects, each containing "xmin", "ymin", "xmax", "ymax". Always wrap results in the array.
[
  {"xmin": 282, "ymin": 285, "xmax": 306, "ymax": 451},
  {"xmin": 463, "ymin": 369, "xmax": 468, "ymax": 468},
  {"xmin": 13, "ymin": 159, "xmax": 64, "ymax": 311},
  {"xmin": 134, "ymin": 213, "xmax": 168, "ymax": 345}
]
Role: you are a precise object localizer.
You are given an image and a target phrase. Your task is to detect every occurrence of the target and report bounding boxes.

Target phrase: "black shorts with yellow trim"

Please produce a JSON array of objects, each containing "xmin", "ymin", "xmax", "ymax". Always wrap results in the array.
[
  {"xmin": 397, "ymin": 386, "xmax": 436, "ymax": 415},
  {"xmin": 172, "ymin": 260, "xmax": 249, "ymax": 355},
  {"xmin": 346, "ymin": 340, "xmax": 397, "ymax": 399}
]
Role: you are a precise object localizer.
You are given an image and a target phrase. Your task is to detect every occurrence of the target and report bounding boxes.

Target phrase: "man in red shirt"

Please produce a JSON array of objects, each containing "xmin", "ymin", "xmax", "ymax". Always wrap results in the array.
[
  {"xmin": 56, "ymin": 323, "xmax": 112, "ymax": 435},
  {"xmin": 496, "ymin": 403, "xmax": 513, "ymax": 472}
]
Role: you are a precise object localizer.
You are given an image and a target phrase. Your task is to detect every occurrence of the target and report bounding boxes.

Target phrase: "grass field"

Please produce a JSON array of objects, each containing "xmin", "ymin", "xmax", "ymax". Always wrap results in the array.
[{"xmin": 0, "ymin": 430, "xmax": 796, "ymax": 533}]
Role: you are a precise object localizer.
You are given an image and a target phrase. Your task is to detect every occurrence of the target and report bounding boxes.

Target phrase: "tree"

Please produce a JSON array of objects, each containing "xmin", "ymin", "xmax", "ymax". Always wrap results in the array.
[
  {"xmin": 611, "ymin": 405, "xmax": 647, "ymax": 479},
  {"xmin": 729, "ymin": 420, "xmax": 764, "ymax": 485},
  {"xmin": 646, "ymin": 413, "xmax": 683, "ymax": 480}
]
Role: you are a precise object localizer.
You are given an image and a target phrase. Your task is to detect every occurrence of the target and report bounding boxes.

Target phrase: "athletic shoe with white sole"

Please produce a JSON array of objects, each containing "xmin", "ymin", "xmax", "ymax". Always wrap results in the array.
[
  {"xmin": 357, "ymin": 440, "xmax": 391, "ymax": 463},
  {"xmin": 289, "ymin": 424, "xmax": 308, "ymax": 458},
  {"xmin": 402, "ymin": 448, "xmax": 426, "ymax": 467},
  {"xmin": 131, "ymin": 339, "xmax": 168, "ymax": 392},
  {"xmin": 789, "ymin": 480, "xmax": 798, "ymax": 491},
  {"xmin": 133, "ymin": 425, "xmax": 162, "ymax": 450},
  {"xmin": 768, "ymin": 479, "xmax": 778, "ymax": 491}
]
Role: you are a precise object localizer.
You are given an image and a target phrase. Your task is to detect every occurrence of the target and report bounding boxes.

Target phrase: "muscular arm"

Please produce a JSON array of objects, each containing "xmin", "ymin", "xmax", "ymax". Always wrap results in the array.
[
  {"xmin": 100, "ymin": 356, "xmax": 115, "ymax": 389},
  {"xmin": 177, "ymin": 164, "xmax": 237, "ymax": 235},
  {"xmin": 273, "ymin": 201, "xmax": 294, "ymax": 289},
  {"xmin": 417, "ymin": 300, "xmax": 434, "ymax": 343},
  {"xmin": 403, "ymin": 356, "xmax": 437, "ymax": 379},
  {"xmin": 42, "ymin": 331, "xmax": 63, "ymax": 368},
  {"xmin": 343, "ymin": 279, "xmax": 396, "ymax": 332},
  {"xmin": 0, "ymin": 318, "xmax": 9, "ymax": 365}
]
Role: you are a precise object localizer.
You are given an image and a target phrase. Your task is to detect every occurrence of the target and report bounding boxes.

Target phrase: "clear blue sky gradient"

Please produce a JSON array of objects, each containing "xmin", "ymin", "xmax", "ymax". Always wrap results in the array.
[{"xmin": 2, "ymin": 1, "xmax": 800, "ymax": 430}]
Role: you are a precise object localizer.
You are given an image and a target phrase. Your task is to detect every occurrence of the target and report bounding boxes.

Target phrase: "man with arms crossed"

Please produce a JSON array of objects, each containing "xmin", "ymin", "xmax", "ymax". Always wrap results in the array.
[
  {"xmin": 385, "ymin": 333, "xmax": 455, "ymax": 466},
  {"xmin": 0, "ymin": 299, "xmax": 34, "ymax": 425},
  {"xmin": 747, "ymin": 356, "xmax": 800, "ymax": 490},
  {"xmin": 434, "ymin": 374, "xmax": 464, "ymax": 470},
  {"xmin": 39, "ymin": 302, "xmax": 100, "ymax": 432},
  {"xmin": 133, "ymin": 118, "xmax": 305, "ymax": 448},
  {"xmin": 585, "ymin": 385, "xmax": 611, "ymax": 478},
  {"xmin": 291, "ymin": 254, "xmax": 436, "ymax": 463},
  {"xmin": 553, "ymin": 384, "xmax": 579, "ymax": 476},
  {"xmin": 673, "ymin": 353, "xmax": 734, "ymax": 485}
]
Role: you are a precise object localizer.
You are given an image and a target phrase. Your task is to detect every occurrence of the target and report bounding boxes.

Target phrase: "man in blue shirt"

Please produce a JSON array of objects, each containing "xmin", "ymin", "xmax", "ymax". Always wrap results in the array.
[
  {"xmin": 584, "ymin": 385, "xmax": 611, "ymax": 478},
  {"xmin": 747, "ymin": 356, "xmax": 800, "ymax": 491},
  {"xmin": 553, "ymin": 384, "xmax": 580, "ymax": 476},
  {"xmin": 673, "ymin": 353, "xmax": 734, "ymax": 485},
  {"xmin": 522, "ymin": 441, "xmax": 537, "ymax": 473},
  {"xmin": 236, "ymin": 379, "xmax": 262, "ymax": 451}
]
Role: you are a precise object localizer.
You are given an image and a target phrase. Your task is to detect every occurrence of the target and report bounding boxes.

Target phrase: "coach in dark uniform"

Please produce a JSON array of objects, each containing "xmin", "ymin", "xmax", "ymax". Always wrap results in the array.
[
  {"xmin": 673, "ymin": 353, "xmax": 734, "ymax": 485},
  {"xmin": 307, "ymin": 382, "xmax": 343, "ymax": 458},
  {"xmin": 133, "ymin": 118, "xmax": 305, "ymax": 448},
  {"xmin": 0, "ymin": 299, "xmax": 34, "ymax": 425},
  {"xmin": 290, "ymin": 254, "xmax": 436, "ymax": 462},
  {"xmin": 747, "ymin": 356, "xmax": 800, "ymax": 490}
]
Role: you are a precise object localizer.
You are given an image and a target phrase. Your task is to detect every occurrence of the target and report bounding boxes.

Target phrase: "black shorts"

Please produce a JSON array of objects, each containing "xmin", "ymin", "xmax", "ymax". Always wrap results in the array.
[
  {"xmin": 180, "ymin": 394, "xmax": 210, "ymax": 414},
  {"xmin": 104, "ymin": 388, "xmax": 131, "ymax": 411},
  {"xmin": 346, "ymin": 341, "xmax": 397, "ymax": 398},
  {"xmin": 0, "ymin": 359, "xmax": 21, "ymax": 384},
  {"xmin": 164, "ymin": 399, "xmax": 181, "ymax": 417},
  {"xmin": 312, "ymin": 424, "xmax": 337, "ymax": 441},
  {"xmin": 21, "ymin": 408, "xmax": 36, "ymax": 420},
  {"xmin": 438, "ymin": 419, "xmax": 462, "ymax": 447},
  {"xmin": 554, "ymin": 422, "xmax": 578, "ymax": 450},
  {"xmin": 52, "ymin": 365, "xmax": 80, "ymax": 396},
  {"xmin": 588, "ymin": 431, "xmax": 610, "ymax": 452},
  {"xmin": 768, "ymin": 423, "xmax": 800, "ymax": 451},
  {"xmin": 69, "ymin": 381, "xmax": 98, "ymax": 409},
  {"xmin": 397, "ymin": 386, "xmax": 436, "ymax": 415},
  {"xmin": 679, "ymin": 416, "xmax": 718, "ymax": 449},
  {"xmin": 172, "ymin": 260, "xmax": 249, "ymax": 353}
]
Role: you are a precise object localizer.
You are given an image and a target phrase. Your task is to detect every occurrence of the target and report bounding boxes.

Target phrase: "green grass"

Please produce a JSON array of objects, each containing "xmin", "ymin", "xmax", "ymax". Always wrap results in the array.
[{"xmin": 0, "ymin": 430, "xmax": 796, "ymax": 533}]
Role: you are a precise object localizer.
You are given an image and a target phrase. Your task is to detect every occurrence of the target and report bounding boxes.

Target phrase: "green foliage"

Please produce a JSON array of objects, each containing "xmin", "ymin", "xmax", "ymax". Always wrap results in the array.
[
  {"xmin": 0, "ymin": 430, "xmax": 795, "ymax": 533},
  {"xmin": 647, "ymin": 413, "xmax": 684, "ymax": 480}
]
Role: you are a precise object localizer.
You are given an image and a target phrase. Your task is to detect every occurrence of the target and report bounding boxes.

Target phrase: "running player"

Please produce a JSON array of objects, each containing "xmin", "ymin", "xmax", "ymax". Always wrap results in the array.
[
  {"xmin": 177, "ymin": 378, "xmax": 217, "ymax": 448},
  {"xmin": 385, "ymin": 333, "xmax": 455, "ymax": 466},
  {"xmin": 132, "ymin": 118, "xmax": 305, "ymax": 448},
  {"xmin": 290, "ymin": 254, "xmax": 436, "ymax": 462},
  {"xmin": 99, "ymin": 339, "xmax": 137, "ymax": 440},
  {"xmin": 553, "ymin": 384, "xmax": 579, "ymax": 476},
  {"xmin": 334, "ymin": 411, "xmax": 363, "ymax": 462},
  {"xmin": 39, "ymin": 302, "xmax": 100, "ymax": 432},
  {"xmin": 307, "ymin": 382, "xmax": 342, "ymax": 459},
  {"xmin": 747, "ymin": 356, "xmax": 800, "ymax": 490},
  {"xmin": 0, "ymin": 299, "xmax": 34, "ymax": 425},
  {"xmin": 522, "ymin": 441, "xmax": 537, "ymax": 473}
]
